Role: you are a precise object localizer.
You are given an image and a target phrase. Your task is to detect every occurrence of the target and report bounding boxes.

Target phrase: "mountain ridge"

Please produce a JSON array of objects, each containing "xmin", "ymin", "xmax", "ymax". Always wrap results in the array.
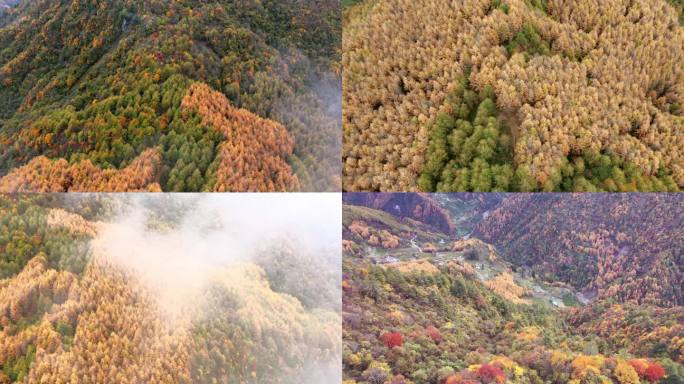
[{"xmin": 0, "ymin": 0, "xmax": 341, "ymax": 191}]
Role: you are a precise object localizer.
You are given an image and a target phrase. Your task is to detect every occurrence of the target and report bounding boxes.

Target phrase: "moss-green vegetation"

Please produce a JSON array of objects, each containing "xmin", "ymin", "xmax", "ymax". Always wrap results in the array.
[
  {"xmin": 343, "ymin": 0, "xmax": 364, "ymax": 8},
  {"xmin": 420, "ymin": 75, "xmax": 681, "ymax": 192},
  {"xmin": 490, "ymin": 0, "xmax": 510, "ymax": 14},
  {"xmin": 2, "ymin": 345, "xmax": 36, "ymax": 382},
  {"xmin": 56, "ymin": 320, "xmax": 76, "ymax": 346},
  {"xmin": 666, "ymin": 0, "xmax": 684, "ymax": 24},
  {"xmin": 562, "ymin": 292, "xmax": 582, "ymax": 307},
  {"xmin": 524, "ymin": 0, "xmax": 549, "ymax": 13},
  {"xmin": 563, "ymin": 150, "xmax": 679, "ymax": 192},
  {"xmin": 0, "ymin": 196, "xmax": 91, "ymax": 279},
  {"xmin": 419, "ymin": 77, "xmax": 515, "ymax": 192},
  {"xmin": 505, "ymin": 23, "xmax": 551, "ymax": 57}
]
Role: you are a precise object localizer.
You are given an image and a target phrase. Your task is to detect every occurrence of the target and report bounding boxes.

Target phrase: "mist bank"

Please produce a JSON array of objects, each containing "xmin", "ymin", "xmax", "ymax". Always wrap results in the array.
[{"xmin": 59, "ymin": 193, "xmax": 342, "ymax": 383}]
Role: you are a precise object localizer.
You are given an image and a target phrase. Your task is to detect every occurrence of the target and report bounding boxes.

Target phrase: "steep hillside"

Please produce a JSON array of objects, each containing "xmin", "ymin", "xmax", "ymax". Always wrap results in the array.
[
  {"xmin": 474, "ymin": 194, "xmax": 684, "ymax": 307},
  {"xmin": 342, "ymin": 255, "xmax": 684, "ymax": 384},
  {"xmin": 343, "ymin": 193, "xmax": 456, "ymax": 235},
  {"xmin": 0, "ymin": 149, "xmax": 163, "ymax": 192},
  {"xmin": 342, "ymin": 195, "xmax": 684, "ymax": 384},
  {"xmin": 0, "ymin": 195, "xmax": 341, "ymax": 383},
  {"xmin": 343, "ymin": 192, "xmax": 684, "ymax": 308},
  {"xmin": 0, "ymin": 0, "xmax": 341, "ymax": 191},
  {"xmin": 180, "ymin": 82, "xmax": 300, "ymax": 192},
  {"xmin": 342, "ymin": 204, "xmax": 446, "ymax": 249}
]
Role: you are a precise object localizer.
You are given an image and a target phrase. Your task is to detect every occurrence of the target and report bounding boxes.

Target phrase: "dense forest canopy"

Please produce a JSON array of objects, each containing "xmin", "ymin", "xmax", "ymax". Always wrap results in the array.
[
  {"xmin": 343, "ymin": 0, "xmax": 684, "ymax": 192},
  {"xmin": 0, "ymin": 194, "xmax": 342, "ymax": 383},
  {"xmin": 0, "ymin": 0, "xmax": 341, "ymax": 192},
  {"xmin": 342, "ymin": 193, "xmax": 684, "ymax": 384},
  {"xmin": 473, "ymin": 193, "xmax": 684, "ymax": 307}
]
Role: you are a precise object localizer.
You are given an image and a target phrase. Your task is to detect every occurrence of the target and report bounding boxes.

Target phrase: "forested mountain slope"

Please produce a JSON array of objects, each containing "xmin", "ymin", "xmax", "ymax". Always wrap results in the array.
[
  {"xmin": 0, "ymin": 195, "xmax": 341, "ymax": 383},
  {"xmin": 342, "ymin": 195, "xmax": 684, "ymax": 384},
  {"xmin": 343, "ymin": 193, "xmax": 456, "ymax": 236},
  {"xmin": 342, "ymin": 253, "xmax": 684, "ymax": 384},
  {"xmin": 0, "ymin": 0, "xmax": 341, "ymax": 191},
  {"xmin": 343, "ymin": 0, "xmax": 684, "ymax": 192},
  {"xmin": 343, "ymin": 193, "xmax": 684, "ymax": 309},
  {"xmin": 474, "ymin": 194, "xmax": 684, "ymax": 307}
]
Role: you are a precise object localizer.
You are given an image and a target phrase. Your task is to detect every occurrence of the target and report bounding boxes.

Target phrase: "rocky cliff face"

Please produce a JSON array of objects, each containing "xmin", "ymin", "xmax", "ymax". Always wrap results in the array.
[{"xmin": 343, "ymin": 193, "xmax": 455, "ymax": 235}]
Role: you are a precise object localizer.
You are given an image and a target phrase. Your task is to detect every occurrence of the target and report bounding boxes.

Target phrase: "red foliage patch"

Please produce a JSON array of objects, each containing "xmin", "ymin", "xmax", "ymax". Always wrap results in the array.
[
  {"xmin": 477, "ymin": 364, "xmax": 505, "ymax": 384},
  {"xmin": 426, "ymin": 325, "xmax": 442, "ymax": 343},
  {"xmin": 644, "ymin": 362, "xmax": 666, "ymax": 382},
  {"xmin": 380, "ymin": 332, "xmax": 404, "ymax": 348},
  {"xmin": 629, "ymin": 359, "xmax": 649, "ymax": 377},
  {"xmin": 630, "ymin": 360, "xmax": 666, "ymax": 383},
  {"xmin": 445, "ymin": 374, "xmax": 479, "ymax": 384}
]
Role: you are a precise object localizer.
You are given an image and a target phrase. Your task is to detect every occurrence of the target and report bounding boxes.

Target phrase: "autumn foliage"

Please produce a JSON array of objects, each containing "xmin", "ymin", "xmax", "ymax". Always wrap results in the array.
[
  {"xmin": 348, "ymin": 220, "xmax": 402, "ymax": 249},
  {"xmin": 380, "ymin": 332, "xmax": 404, "ymax": 348},
  {"xmin": 631, "ymin": 360, "xmax": 667, "ymax": 382},
  {"xmin": 0, "ymin": 0, "xmax": 340, "ymax": 192},
  {"xmin": 476, "ymin": 194, "xmax": 684, "ymax": 306},
  {"xmin": 342, "ymin": 194, "xmax": 683, "ymax": 384},
  {"xmin": 0, "ymin": 149, "xmax": 163, "ymax": 192},
  {"xmin": 644, "ymin": 362, "xmax": 667, "ymax": 382},
  {"xmin": 483, "ymin": 272, "xmax": 530, "ymax": 304},
  {"xmin": 629, "ymin": 359, "xmax": 650, "ymax": 377},
  {"xmin": 343, "ymin": 192, "xmax": 456, "ymax": 235},
  {"xmin": 0, "ymin": 195, "xmax": 341, "ymax": 383},
  {"xmin": 181, "ymin": 83, "xmax": 300, "ymax": 192},
  {"xmin": 343, "ymin": 0, "xmax": 684, "ymax": 191},
  {"xmin": 476, "ymin": 364, "xmax": 506, "ymax": 383},
  {"xmin": 426, "ymin": 325, "xmax": 442, "ymax": 343},
  {"xmin": 615, "ymin": 360, "xmax": 641, "ymax": 384}
]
